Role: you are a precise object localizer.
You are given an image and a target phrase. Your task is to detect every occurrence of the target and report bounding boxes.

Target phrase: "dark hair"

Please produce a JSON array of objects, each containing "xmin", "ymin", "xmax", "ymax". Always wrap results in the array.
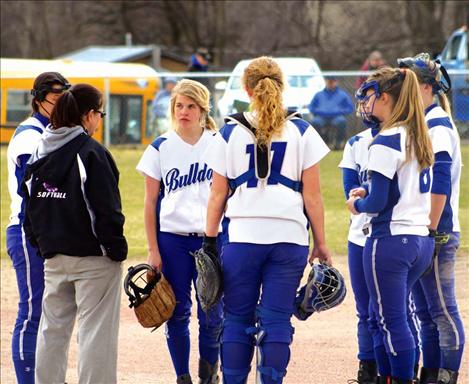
[
  {"xmin": 31, "ymin": 71, "xmax": 70, "ymax": 112},
  {"xmin": 50, "ymin": 84, "xmax": 102, "ymax": 129}
]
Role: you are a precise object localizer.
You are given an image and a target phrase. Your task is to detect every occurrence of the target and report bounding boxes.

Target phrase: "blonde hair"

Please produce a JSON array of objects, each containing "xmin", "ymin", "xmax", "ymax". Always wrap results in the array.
[
  {"xmin": 170, "ymin": 79, "xmax": 217, "ymax": 131},
  {"xmin": 367, "ymin": 67, "xmax": 433, "ymax": 170},
  {"xmin": 242, "ymin": 56, "xmax": 285, "ymax": 147},
  {"xmin": 437, "ymin": 92, "xmax": 452, "ymax": 115}
]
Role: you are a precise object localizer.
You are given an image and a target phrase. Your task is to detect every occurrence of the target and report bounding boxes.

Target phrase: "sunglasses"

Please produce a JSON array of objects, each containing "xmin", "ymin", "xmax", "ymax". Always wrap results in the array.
[{"xmin": 95, "ymin": 110, "xmax": 107, "ymax": 118}]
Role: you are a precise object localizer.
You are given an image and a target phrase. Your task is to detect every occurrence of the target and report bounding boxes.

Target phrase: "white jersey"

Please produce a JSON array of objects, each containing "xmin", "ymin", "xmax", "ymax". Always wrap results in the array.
[
  {"xmin": 7, "ymin": 116, "xmax": 46, "ymax": 227},
  {"xmin": 205, "ymin": 112, "xmax": 330, "ymax": 245},
  {"xmin": 366, "ymin": 126, "xmax": 431, "ymax": 237},
  {"xmin": 136, "ymin": 130, "xmax": 216, "ymax": 234},
  {"xmin": 425, "ymin": 104, "xmax": 461, "ymax": 233},
  {"xmin": 338, "ymin": 128, "xmax": 375, "ymax": 246}
]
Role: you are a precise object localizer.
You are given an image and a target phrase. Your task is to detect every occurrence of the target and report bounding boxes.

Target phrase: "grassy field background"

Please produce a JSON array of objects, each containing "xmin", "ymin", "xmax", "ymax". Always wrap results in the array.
[{"xmin": 1, "ymin": 144, "xmax": 468, "ymax": 260}]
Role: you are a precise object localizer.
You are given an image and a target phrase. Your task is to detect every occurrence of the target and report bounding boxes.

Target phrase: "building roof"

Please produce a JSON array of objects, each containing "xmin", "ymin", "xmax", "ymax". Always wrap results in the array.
[{"xmin": 57, "ymin": 45, "xmax": 157, "ymax": 62}]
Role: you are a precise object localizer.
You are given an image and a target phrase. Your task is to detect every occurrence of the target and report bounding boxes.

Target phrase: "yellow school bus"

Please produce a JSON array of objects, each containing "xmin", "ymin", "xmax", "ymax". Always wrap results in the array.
[{"xmin": 1, "ymin": 58, "xmax": 160, "ymax": 145}]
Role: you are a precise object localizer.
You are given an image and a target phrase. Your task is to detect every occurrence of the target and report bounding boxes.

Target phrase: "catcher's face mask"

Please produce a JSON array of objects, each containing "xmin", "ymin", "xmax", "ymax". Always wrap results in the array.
[
  {"xmin": 294, "ymin": 263, "xmax": 347, "ymax": 321},
  {"xmin": 123, "ymin": 264, "xmax": 159, "ymax": 308},
  {"xmin": 355, "ymin": 80, "xmax": 382, "ymax": 130}
]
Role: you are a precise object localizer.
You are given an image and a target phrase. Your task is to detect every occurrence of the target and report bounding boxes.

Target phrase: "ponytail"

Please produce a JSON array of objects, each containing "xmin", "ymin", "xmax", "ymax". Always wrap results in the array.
[
  {"xmin": 242, "ymin": 57, "xmax": 285, "ymax": 147},
  {"xmin": 368, "ymin": 67, "xmax": 433, "ymax": 171},
  {"xmin": 205, "ymin": 114, "xmax": 217, "ymax": 131},
  {"xmin": 50, "ymin": 90, "xmax": 81, "ymax": 128},
  {"xmin": 438, "ymin": 93, "xmax": 452, "ymax": 116},
  {"xmin": 51, "ymin": 84, "xmax": 102, "ymax": 129}
]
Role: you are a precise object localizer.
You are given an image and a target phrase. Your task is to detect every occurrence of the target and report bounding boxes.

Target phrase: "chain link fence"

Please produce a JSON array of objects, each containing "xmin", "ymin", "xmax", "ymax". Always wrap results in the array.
[{"xmin": 150, "ymin": 70, "xmax": 469, "ymax": 149}]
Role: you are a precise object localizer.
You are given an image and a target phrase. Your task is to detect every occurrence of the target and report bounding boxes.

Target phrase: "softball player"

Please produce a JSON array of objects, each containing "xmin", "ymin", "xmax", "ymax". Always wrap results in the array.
[
  {"xmin": 347, "ymin": 67, "xmax": 435, "ymax": 383},
  {"xmin": 136, "ymin": 79, "xmax": 222, "ymax": 384},
  {"xmin": 6, "ymin": 72, "xmax": 69, "ymax": 384},
  {"xmin": 398, "ymin": 53, "xmax": 464, "ymax": 384},
  {"xmin": 203, "ymin": 56, "xmax": 331, "ymax": 384},
  {"xmin": 339, "ymin": 123, "xmax": 379, "ymax": 384}
]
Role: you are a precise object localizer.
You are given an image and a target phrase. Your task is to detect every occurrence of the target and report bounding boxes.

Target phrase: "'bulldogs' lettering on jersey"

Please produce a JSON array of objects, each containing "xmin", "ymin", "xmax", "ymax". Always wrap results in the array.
[{"xmin": 165, "ymin": 162, "xmax": 213, "ymax": 193}]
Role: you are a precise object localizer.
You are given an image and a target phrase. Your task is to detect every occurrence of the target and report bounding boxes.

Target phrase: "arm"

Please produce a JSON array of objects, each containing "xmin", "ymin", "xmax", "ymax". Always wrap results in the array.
[
  {"xmin": 205, "ymin": 171, "xmax": 229, "ymax": 237},
  {"xmin": 144, "ymin": 176, "xmax": 163, "ymax": 271},
  {"xmin": 429, "ymin": 151, "xmax": 452, "ymax": 230},
  {"xmin": 85, "ymin": 148, "xmax": 128, "ymax": 261},
  {"xmin": 342, "ymin": 168, "xmax": 361, "ymax": 200},
  {"xmin": 302, "ymin": 163, "xmax": 332, "ymax": 265},
  {"xmin": 346, "ymin": 171, "xmax": 391, "ymax": 215}
]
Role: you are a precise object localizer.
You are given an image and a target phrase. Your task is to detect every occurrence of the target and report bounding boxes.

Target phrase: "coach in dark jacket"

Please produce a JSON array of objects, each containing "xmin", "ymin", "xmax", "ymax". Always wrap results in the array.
[{"xmin": 23, "ymin": 84, "xmax": 126, "ymax": 384}]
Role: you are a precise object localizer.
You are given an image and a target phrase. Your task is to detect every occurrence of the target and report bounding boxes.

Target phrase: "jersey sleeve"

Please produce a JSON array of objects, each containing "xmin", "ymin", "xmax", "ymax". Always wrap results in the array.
[
  {"xmin": 9, "ymin": 129, "xmax": 43, "ymax": 165},
  {"xmin": 204, "ymin": 132, "xmax": 227, "ymax": 176},
  {"xmin": 302, "ymin": 127, "xmax": 330, "ymax": 170},
  {"xmin": 338, "ymin": 138, "xmax": 357, "ymax": 170},
  {"xmin": 429, "ymin": 126, "xmax": 453, "ymax": 155},
  {"xmin": 136, "ymin": 145, "xmax": 162, "ymax": 180},
  {"xmin": 367, "ymin": 141, "xmax": 400, "ymax": 180}
]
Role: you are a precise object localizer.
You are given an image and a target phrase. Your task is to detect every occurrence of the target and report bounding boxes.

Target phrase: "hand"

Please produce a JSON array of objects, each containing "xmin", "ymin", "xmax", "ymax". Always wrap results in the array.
[
  {"xmin": 202, "ymin": 235, "xmax": 218, "ymax": 260},
  {"xmin": 146, "ymin": 249, "xmax": 162, "ymax": 278},
  {"xmin": 346, "ymin": 196, "xmax": 360, "ymax": 215},
  {"xmin": 349, "ymin": 187, "xmax": 367, "ymax": 198},
  {"xmin": 309, "ymin": 244, "xmax": 332, "ymax": 266}
]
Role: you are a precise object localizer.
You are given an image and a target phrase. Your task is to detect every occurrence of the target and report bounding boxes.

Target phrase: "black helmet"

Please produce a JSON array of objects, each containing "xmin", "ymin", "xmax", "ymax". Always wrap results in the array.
[
  {"xmin": 397, "ymin": 53, "xmax": 451, "ymax": 94},
  {"xmin": 31, "ymin": 72, "xmax": 71, "ymax": 102}
]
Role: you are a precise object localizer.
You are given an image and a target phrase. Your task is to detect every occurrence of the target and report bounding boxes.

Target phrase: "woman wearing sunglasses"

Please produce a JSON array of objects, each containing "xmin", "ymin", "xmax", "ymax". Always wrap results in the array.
[{"xmin": 22, "ymin": 83, "xmax": 127, "ymax": 384}]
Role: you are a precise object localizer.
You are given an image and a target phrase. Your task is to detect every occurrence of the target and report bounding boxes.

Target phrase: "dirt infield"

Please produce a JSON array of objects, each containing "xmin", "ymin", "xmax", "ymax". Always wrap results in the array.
[{"xmin": 1, "ymin": 255, "xmax": 468, "ymax": 384}]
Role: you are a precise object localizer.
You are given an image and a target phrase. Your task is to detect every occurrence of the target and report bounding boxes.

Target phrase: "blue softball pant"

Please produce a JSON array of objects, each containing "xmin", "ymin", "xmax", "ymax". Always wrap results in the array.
[
  {"xmin": 363, "ymin": 234, "xmax": 433, "ymax": 380},
  {"xmin": 348, "ymin": 241, "xmax": 375, "ymax": 362},
  {"xmin": 411, "ymin": 232, "xmax": 465, "ymax": 372},
  {"xmin": 158, "ymin": 232, "xmax": 223, "ymax": 377},
  {"xmin": 6, "ymin": 224, "xmax": 44, "ymax": 384},
  {"xmin": 220, "ymin": 242, "xmax": 308, "ymax": 384}
]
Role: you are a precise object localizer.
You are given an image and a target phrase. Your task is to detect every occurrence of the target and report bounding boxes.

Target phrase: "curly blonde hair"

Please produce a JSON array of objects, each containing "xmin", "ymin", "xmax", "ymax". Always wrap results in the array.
[
  {"xmin": 242, "ymin": 57, "xmax": 285, "ymax": 147},
  {"xmin": 170, "ymin": 79, "xmax": 217, "ymax": 131}
]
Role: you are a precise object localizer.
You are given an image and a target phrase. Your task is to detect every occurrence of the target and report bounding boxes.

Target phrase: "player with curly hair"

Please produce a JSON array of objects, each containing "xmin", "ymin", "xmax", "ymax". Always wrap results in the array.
[{"xmin": 203, "ymin": 56, "xmax": 331, "ymax": 384}]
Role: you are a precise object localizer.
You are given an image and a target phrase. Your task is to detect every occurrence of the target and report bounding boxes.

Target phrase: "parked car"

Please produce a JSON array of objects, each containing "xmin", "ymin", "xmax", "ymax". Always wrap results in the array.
[
  {"xmin": 216, "ymin": 57, "xmax": 325, "ymax": 120},
  {"xmin": 438, "ymin": 25, "xmax": 469, "ymax": 130}
]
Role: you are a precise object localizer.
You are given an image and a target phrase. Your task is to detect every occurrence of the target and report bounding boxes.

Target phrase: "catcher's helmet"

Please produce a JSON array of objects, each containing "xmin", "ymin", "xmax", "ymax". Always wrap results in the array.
[
  {"xmin": 397, "ymin": 52, "xmax": 451, "ymax": 95},
  {"xmin": 124, "ymin": 263, "xmax": 160, "ymax": 308},
  {"xmin": 31, "ymin": 72, "xmax": 71, "ymax": 102},
  {"xmin": 293, "ymin": 263, "xmax": 346, "ymax": 321},
  {"xmin": 123, "ymin": 264, "xmax": 176, "ymax": 330}
]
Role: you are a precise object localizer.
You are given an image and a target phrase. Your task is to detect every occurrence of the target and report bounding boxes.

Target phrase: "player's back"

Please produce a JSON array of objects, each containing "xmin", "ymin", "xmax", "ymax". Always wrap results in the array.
[
  {"xmin": 367, "ymin": 126, "xmax": 431, "ymax": 238},
  {"xmin": 214, "ymin": 113, "xmax": 329, "ymax": 245}
]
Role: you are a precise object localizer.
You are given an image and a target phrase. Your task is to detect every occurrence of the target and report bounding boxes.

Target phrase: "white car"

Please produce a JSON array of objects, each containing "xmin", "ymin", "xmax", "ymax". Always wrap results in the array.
[{"xmin": 217, "ymin": 57, "xmax": 325, "ymax": 119}]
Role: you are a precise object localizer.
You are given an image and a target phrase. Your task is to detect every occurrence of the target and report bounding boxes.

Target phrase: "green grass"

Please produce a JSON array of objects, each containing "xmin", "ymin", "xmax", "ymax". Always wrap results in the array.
[{"xmin": 1, "ymin": 145, "xmax": 468, "ymax": 259}]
